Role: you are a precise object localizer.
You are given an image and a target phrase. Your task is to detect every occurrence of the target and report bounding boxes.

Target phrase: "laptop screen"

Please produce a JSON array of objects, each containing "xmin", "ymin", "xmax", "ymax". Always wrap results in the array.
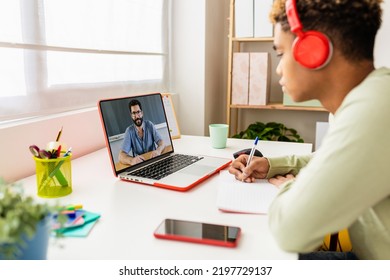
[{"xmin": 98, "ymin": 93, "xmax": 174, "ymax": 174}]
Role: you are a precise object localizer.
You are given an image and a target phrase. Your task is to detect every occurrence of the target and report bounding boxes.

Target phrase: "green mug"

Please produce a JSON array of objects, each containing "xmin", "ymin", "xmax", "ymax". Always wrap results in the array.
[{"xmin": 209, "ymin": 124, "xmax": 229, "ymax": 149}]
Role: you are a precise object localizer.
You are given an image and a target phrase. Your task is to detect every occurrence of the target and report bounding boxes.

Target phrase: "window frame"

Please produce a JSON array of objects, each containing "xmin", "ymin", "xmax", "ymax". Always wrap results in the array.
[{"xmin": 0, "ymin": 0, "xmax": 169, "ymax": 122}]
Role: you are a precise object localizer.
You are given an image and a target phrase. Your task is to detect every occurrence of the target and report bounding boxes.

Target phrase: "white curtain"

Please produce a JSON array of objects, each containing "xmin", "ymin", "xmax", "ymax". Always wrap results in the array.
[{"xmin": 0, "ymin": 0, "xmax": 169, "ymax": 122}]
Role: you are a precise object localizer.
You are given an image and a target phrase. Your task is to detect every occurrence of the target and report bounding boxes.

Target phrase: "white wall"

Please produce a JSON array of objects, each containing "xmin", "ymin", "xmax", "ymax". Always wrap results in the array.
[
  {"xmin": 171, "ymin": 0, "xmax": 206, "ymax": 136},
  {"xmin": 171, "ymin": 0, "xmax": 229, "ymax": 136},
  {"xmin": 204, "ymin": 1, "xmax": 230, "ymax": 133},
  {"xmin": 375, "ymin": 0, "xmax": 390, "ymax": 67},
  {"xmin": 0, "ymin": 108, "xmax": 106, "ymax": 182}
]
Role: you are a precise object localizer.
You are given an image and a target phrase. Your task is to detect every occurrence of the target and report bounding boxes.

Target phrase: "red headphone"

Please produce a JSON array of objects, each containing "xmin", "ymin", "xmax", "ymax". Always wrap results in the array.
[{"xmin": 285, "ymin": 0, "xmax": 333, "ymax": 69}]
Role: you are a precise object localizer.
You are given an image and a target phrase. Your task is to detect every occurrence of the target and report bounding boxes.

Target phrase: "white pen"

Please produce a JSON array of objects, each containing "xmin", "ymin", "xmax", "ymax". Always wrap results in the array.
[{"xmin": 246, "ymin": 137, "xmax": 259, "ymax": 167}]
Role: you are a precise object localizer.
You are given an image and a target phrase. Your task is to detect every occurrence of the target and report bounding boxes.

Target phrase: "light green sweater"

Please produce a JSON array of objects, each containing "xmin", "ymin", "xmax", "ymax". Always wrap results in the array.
[{"xmin": 267, "ymin": 68, "xmax": 390, "ymax": 260}]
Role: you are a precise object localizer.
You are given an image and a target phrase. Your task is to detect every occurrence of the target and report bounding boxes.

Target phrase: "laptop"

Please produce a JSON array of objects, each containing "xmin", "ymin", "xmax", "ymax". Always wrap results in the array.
[{"xmin": 98, "ymin": 93, "xmax": 231, "ymax": 191}]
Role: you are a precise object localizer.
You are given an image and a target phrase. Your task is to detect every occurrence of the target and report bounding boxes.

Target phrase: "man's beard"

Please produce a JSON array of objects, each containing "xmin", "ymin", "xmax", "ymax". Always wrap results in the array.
[{"xmin": 134, "ymin": 117, "xmax": 143, "ymax": 127}]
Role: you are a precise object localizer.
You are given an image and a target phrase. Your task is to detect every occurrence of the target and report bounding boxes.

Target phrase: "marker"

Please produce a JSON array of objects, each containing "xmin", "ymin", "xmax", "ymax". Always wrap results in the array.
[
  {"xmin": 61, "ymin": 210, "xmax": 76, "ymax": 218},
  {"xmin": 246, "ymin": 137, "xmax": 259, "ymax": 167},
  {"xmin": 65, "ymin": 204, "xmax": 83, "ymax": 211},
  {"xmin": 56, "ymin": 145, "xmax": 62, "ymax": 158},
  {"xmin": 63, "ymin": 147, "xmax": 72, "ymax": 157},
  {"xmin": 55, "ymin": 126, "xmax": 63, "ymax": 142}
]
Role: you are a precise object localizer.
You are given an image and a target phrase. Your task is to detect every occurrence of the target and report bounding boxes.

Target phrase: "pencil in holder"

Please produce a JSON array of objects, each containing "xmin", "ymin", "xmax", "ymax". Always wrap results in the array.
[{"xmin": 34, "ymin": 155, "xmax": 72, "ymax": 198}]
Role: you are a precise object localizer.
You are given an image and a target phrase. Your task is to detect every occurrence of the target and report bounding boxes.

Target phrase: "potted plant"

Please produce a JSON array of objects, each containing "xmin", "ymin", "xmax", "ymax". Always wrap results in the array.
[
  {"xmin": 0, "ymin": 178, "xmax": 63, "ymax": 259},
  {"xmin": 232, "ymin": 121, "xmax": 304, "ymax": 143}
]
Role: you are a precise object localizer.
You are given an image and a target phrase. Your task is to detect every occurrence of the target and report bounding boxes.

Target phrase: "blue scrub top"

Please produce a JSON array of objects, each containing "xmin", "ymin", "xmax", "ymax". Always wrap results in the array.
[{"xmin": 121, "ymin": 120, "xmax": 163, "ymax": 157}]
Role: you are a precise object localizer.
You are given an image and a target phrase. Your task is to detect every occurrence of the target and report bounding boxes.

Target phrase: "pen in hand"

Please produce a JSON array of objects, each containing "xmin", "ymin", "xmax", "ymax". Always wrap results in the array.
[{"xmin": 246, "ymin": 136, "xmax": 259, "ymax": 167}]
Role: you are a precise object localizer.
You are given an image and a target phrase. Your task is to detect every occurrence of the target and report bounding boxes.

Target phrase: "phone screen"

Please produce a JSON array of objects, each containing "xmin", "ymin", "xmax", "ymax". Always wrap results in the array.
[{"xmin": 154, "ymin": 219, "xmax": 241, "ymax": 247}]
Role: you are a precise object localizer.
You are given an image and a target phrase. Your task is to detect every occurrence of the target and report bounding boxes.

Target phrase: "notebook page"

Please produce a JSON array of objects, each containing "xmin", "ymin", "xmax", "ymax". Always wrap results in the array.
[{"xmin": 217, "ymin": 170, "xmax": 279, "ymax": 214}]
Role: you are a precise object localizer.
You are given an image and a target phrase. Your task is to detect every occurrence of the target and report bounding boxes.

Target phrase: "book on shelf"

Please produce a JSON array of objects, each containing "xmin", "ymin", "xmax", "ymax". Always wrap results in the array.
[
  {"xmin": 249, "ymin": 52, "xmax": 270, "ymax": 105},
  {"xmin": 235, "ymin": 0, "xmax": 274, "ymax": 38},
  {"xmin": 234, "ymin": 0, "xmax": 254, "ymax": 38},
  {"xmin": 232, "ymin": 52, "xmax": 250, "ymax": 105},
  {"xmin": 254, "ymin": 0, "xmax": 274, "ymax": 37},
  {"xmin": 232, "ymin": 52, "xmax": 270, "ymax": 106}
]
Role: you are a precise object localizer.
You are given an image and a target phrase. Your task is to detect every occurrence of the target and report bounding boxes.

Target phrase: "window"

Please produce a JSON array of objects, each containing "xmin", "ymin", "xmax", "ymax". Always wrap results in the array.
[{"xmin": 0, "ymin": 0, "xmax": 169, "ymax": 122}]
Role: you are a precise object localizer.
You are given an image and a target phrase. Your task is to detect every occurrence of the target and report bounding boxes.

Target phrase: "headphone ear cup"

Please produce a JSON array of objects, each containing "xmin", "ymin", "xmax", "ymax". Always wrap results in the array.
[{"xmin": 292, "ymin": 31, "xmax": 333, "ymax": 69}]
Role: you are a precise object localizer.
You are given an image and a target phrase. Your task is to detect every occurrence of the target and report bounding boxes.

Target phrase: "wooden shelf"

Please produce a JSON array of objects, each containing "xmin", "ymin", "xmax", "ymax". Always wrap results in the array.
[
  {"xmin": 229, "ymin": 103, "xmax": 327, "ymax": 112},
  {"xmin": 225, "ymin": 0, "xmax": 328, "ymax": 137},
  {"xmin": 232, "ymin": 37, "xmax": 274, "ymax": 42}
]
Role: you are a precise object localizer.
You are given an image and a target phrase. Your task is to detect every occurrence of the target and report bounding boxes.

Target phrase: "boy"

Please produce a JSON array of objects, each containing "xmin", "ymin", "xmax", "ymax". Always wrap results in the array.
[{"xmin": 229, "ymin": 0, "xmax": 389, "ymax": 259}]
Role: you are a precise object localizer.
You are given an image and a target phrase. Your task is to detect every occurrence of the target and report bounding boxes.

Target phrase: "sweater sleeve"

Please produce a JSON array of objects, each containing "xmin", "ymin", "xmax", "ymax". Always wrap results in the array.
[{"xmin": 266, "ymin": 154, "xmax": 313, "ymax": 178}]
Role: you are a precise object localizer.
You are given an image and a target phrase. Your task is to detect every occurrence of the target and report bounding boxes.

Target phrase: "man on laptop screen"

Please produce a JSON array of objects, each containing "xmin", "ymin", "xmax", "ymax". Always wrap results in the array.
[{"xmin": 119, "ymin": 99, "xmax": 166, "ymax": 166}]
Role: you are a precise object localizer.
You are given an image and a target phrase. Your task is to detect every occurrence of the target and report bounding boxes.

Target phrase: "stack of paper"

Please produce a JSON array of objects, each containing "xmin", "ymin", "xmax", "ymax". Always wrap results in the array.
[
  {"xmin": 217, "ymin": 170, "xmax": 278, "ymax": 214},
  {"xmin": 52, "ymin": 209, "xmax": 101, "ymax": 237}
]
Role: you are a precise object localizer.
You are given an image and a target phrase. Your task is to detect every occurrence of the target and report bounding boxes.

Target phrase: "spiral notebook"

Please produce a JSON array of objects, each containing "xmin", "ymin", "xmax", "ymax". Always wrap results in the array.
[{"xmin": 217, "ymin": 170, "xmax": 279, "ymax": 214}]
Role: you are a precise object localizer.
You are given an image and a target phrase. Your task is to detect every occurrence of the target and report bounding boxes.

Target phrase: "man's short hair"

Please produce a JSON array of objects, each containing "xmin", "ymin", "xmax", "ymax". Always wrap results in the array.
[
  {"xmin": 270, "ymin": 0, "xmax": 383, "ymax": 62},
  {"xmin": 129, "ymin": 99, "xmax": 142, "ymax": 113}
]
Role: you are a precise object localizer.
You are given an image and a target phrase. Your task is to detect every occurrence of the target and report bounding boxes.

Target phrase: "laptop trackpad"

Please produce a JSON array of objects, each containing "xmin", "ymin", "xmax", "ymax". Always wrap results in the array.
[{"xmin": 182, "ymin": 164, "xmax": 214, "ymax": 176}]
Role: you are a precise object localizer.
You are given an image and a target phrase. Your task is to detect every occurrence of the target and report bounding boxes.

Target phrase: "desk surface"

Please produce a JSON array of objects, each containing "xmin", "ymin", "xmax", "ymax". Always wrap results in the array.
[{"xmin": 20, "ymin": 135, "xmax": 312, "ymax": 260}]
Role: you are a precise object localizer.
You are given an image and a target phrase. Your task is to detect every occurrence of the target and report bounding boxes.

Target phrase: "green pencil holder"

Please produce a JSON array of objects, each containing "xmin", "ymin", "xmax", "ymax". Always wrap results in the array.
[{"xmin": 34, "ymin": 155, "xmax": 72, "ymax": 198}]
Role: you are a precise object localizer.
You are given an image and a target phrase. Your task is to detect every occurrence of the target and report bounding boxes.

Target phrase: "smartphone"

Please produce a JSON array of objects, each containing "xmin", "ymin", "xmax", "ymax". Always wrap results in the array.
[{"xmin": 154, "ymin": 218, "xmax": 241, "ymax": 247}]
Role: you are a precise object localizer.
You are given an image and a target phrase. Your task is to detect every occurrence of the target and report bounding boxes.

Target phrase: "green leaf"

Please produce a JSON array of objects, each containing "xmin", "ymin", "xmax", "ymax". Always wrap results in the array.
[
  {"xmin": 0, "ymin": 179, "xmax": 65, "ymax": 259},
  {"xmin": 232, "ymin": 121, "xmax": 305, "ymax": 143}
]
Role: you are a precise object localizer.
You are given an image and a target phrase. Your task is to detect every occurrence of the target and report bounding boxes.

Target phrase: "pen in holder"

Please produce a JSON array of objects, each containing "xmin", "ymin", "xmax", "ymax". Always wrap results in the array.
[{"xmin": 34, "ymin": 152, "xmax": 72, "ymax": 198}]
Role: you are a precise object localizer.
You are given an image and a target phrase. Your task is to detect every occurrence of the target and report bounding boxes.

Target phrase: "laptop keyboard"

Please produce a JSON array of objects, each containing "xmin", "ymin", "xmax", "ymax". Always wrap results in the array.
[{"xmin": 128, "ymin": 154, "xmax": 203, "ymax": 180}]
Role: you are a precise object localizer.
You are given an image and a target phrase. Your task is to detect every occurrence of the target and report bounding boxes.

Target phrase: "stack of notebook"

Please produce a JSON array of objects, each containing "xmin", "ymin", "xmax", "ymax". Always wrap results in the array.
[{"xmin": 52, "ymin": 205, "xmax": 101, "ymax": 237}]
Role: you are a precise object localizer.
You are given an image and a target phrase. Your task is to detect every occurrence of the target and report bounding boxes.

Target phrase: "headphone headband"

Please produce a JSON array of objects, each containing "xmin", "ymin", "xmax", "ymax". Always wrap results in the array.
[{"xmin": 286, "ymin": 0, "xmax": 302, "ymax": 35}]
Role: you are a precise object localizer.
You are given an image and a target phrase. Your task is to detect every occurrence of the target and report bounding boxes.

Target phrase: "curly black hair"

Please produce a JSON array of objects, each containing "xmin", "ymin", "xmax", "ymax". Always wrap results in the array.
[
  {"xmin": 270, "ymin": 0, "xmax": 383, "ymax": 61},
  {"xmin": 128, "ymin": 99, "xmax": 142, "ymax": 113}
]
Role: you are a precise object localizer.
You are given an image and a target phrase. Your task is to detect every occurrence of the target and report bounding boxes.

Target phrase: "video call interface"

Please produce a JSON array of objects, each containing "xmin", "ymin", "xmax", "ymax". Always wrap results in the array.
[{"xmin": 99, "ymin": 94, "xmax": 172, "ymax": 172}]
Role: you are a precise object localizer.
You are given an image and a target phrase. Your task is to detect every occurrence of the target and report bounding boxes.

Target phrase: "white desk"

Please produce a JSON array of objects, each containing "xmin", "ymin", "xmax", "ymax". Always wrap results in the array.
[{"xmin": 19, "ymin": 135, "xmax": 312, "ymax": 260}]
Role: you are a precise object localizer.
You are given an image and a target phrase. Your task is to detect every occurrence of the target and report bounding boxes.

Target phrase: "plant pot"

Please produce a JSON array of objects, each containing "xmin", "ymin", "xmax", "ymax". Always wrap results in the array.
[{"xmin": 0, "ymin": 218, "xmax": 50, "ymax": 260}]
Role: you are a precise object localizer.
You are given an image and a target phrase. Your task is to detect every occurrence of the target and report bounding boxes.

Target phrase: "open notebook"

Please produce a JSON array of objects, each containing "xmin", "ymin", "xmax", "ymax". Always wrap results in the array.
[
  {"xmin": 98, "ymin": 93, "xmax": 231, "ymax": 192},
  {"xmin": 217, "ymin": 170, "xmax": 279, "ymax": 214}
]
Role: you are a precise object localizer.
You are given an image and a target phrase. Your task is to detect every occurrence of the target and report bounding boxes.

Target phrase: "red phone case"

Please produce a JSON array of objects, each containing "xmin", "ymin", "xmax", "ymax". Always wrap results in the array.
[{"xmin": 153, "ymin": 219, "xmax": 241, "ymax": 248}]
